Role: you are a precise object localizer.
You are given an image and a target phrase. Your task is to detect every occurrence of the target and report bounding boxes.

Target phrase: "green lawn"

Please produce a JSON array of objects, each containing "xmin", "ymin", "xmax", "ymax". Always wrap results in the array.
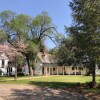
[
  {"xmin": 0, "ymin": 75, "xmax": 100, "ymax": 85},
  {"xmin": 0, "ymin": 75, "xmax": 100, "ymax": 93},
  {"xmin": 0, "ymin": 75, "xmax": 100, "ymax": 83}
]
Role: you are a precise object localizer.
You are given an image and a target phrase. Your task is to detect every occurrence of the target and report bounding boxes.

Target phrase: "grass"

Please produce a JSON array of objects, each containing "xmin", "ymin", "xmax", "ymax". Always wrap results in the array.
[
  {"xmin": 0, "ymin": 75, "xmax": 100, "ymax": 84},
  {"xmin": 0, "ymin": 75, "xmax": 100, "ymax": 94}
]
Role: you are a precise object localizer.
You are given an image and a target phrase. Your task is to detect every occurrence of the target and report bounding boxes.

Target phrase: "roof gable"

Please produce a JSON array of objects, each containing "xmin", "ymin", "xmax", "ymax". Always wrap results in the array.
[
  {"xmin": 0, "ymin": 53, "xmax": 9, "ymax": 60},
  {"xmin": 37, "ymin": 52, "xmax": 56, "ymax": 64}
]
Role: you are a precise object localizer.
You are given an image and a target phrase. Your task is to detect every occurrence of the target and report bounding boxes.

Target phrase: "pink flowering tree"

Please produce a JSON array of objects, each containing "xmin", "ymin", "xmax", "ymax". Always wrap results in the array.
[{"xmin": 0, "ymin": 44, "xmax": 23, "ymax": 79}]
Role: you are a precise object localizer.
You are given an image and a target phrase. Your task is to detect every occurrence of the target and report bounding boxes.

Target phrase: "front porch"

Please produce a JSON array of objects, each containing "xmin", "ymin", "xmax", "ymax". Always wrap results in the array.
[{"xmin": 42, "ymin": 66, "xmax": 85, "ymax": 75}]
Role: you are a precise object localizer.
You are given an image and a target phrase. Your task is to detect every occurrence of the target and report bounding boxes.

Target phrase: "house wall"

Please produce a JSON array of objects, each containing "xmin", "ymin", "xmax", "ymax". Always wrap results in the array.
[
  {"xmin": 5, "ymin": 60, "xmax": 9, "ymax": 67},
  {"xmin": 22, "ymin": 65, "xmax": 29, "ymax": 75},
  {"xmin": 44, "ymin": 67, "xmax": 48, "ymax": 75},
  {"xmin": 64, "ymin": 66, "xmax": 86, "ymax": 75},
  {"xmin": 57, "ymin": 67, "xmax": 63, "ymax": 74},
  {"xmin": 0, "ymin": 68, "xmax": 7, "ymax": 76},
  {"xmin": 11, "ymin": 67, "xmax": 16, "ymax": 75},
  {"xmin": 64, "ymin": 66, "xmax": 70, "ymax": 75},
  {"xmin": 35, "ymin": 62, "xmax": 43, "ymax": 75}
]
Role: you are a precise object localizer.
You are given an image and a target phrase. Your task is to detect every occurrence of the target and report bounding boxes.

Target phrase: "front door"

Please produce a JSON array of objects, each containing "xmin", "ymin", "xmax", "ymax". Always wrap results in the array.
[{"xmin": 42, "ymin": 67, "xmax": 44, "ymax": 75}]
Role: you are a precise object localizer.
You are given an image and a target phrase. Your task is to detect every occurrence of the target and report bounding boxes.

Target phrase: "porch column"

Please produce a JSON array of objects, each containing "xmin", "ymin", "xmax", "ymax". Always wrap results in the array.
[
  {"xmin": 9, "ymin": 67, "xmax": 11, "ymax": 75},
  {"xmin": 81, "ymin": 68, "xmax": 82, "ymax": 75},
  {"xmin": 8, "ymin": 67, "xmax": 9, "ymax": 76},
  {"xmin": 68, "ymin": 67, "xmax": 70, "ymax": 75},
  {"xmin": 63, "ymin": 66, "xmax": 64, "ymax": 75},
  {"xmin": 52, "ymin": 67, "xmax": 53, "ymax": 75},
  {"xmin": 46, "ymin": 67, "xmax": 47, "ymax": 75},
  {"xmin": 75, "ymin": 67, "xmax": 76, "ymax": 75},
  {"xmin": 49, "ymin": 67, "xmax": 50, "ymax": 75},
  {"xmin": 57, "ymin": 67, "xmax": 58, "ymax": 75},
  {"xmin": 81, "ymin": 69, "xmax": 82, "ymax": 75},
  {"xmin": 81, "ymin": 68, "xmax": 83, "ymax": 75}
]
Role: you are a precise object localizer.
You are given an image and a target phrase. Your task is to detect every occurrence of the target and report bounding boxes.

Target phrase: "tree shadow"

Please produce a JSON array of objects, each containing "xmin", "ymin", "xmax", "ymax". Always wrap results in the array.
[
  {"xmin": 2, "ymin": 86, "xmax": 87, "ymax": 100},
  {"xmin": 29, "ymin": 81, "xmax": 80, "ymax": 89},
  {"xmin": 29, "ymin": 81, "xmax": 100, "ymax": 99}
]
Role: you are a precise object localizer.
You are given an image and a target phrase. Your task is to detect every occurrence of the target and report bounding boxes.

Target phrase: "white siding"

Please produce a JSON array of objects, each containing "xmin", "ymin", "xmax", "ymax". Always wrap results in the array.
[
  {"xmin": 11, "ymin": 67, "xmax": 15, "ymax": 75},
  {"xmin": 35, "ymin": 63, "xmax": 42, "ymax": 75},
  {"xmin": 4, "ymin": 60, "xmax": 9, "ymax": 67}
]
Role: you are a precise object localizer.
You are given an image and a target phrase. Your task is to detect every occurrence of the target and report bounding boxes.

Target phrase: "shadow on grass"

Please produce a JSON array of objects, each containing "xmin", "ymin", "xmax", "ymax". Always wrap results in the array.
[
  {"xmin": 29, "ymin": 81, "xmax": 100, "ymax": 94},
  {"xmin": 29, "ymin": 81, "xmax": 81, "ymax": 89}
]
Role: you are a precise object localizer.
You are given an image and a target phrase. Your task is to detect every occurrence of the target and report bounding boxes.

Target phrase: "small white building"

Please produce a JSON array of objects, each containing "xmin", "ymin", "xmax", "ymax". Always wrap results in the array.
[
  {"xmin": 0, "ymin": 52, "xmax": 29, "ymax": 76},
  {"xmin": 0, "ymin": 44, "xmax": 29, "ymax": 76},
  {"xmin": 0, "ymin": 53, "xmax": 15, "ymax": 76}
]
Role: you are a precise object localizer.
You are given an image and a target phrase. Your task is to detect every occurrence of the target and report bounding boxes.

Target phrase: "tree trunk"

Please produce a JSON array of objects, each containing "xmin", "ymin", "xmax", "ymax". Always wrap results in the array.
[
  {"xmin": 87, "ymin": 61, "xmax": 96, "ymax": 88},
  {"xmin": 14, "ymin": 60, "xmax": 17, "ymax": 80},
  {"xmin": 26, "ymin": 56, "xmax": 33, "ymax": 76},
  {"xmin": 92, "ymin": 63, "xmax": 96, "ymax": 83}
]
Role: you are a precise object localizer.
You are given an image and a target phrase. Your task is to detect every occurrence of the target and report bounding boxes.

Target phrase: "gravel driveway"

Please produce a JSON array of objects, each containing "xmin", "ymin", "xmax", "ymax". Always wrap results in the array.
[{"xmin": 0, "ymin": 84, "xmax": 97, "ymax": 100}]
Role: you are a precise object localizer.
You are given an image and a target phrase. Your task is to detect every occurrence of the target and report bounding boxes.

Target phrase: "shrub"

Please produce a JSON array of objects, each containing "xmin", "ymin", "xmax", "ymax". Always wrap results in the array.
[{"xmin": 86, "ymin": 81, "xmax": 96, "ymax": 88}]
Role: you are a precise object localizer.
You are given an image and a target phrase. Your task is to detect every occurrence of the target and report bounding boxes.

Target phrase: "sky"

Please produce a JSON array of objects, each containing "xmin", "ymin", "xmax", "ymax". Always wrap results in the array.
[{"xmin": 0, "ymin": 0, "xmax": 72, "ymax": 49}]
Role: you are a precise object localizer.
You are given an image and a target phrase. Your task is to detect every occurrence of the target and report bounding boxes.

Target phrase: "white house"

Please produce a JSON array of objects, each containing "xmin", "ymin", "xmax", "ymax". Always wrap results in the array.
[
  {"xmin": 0, "ymin": 44, "xmax": 29, "ymax": 76},
  {"xmin": 0, "ymin": 52, "xmax": 29, "ymax": 76},
  {"xmin": 0, "ymin": 53, "xmax": 15, "ymax": 76},
  {"xmin": 34, "ymin": 52, "xmax": 87, "ymax": 75}
]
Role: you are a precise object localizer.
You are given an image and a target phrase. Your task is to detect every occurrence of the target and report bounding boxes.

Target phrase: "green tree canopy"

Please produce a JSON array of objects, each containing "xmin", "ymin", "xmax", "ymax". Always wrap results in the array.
[
  {"xmin": 68, "ymin": 0, "xmax": 100, "ymax": 83},
  {"xmin": 0, "ymin": 10, "xmax": 58, "ymax": 76}
]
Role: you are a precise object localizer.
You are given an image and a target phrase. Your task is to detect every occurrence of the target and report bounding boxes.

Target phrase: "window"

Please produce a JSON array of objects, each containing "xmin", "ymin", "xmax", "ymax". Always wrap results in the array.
[
  {"xmin": 53, "ymin": 68, "xmax": 55, "ymax": 71},
  {"xmin": 11, "ymin": 67, "xmax": 12, "ymax": 72},
  {"xmin": 72, "ymin": 67, "xmax": 75, "ymax": 70},
  {"xmin": 79, "ymin": 67, "xmax": 81, "ymax": 70},
  {"xmin": 47, "ymin": 67, "xmax": 49, "ymax": 72},
  {"xmin": 2, "ymin": 59, "xmax": 4, "ymax": 68},
  {"xmin": 79, "ymin": 67, "xmax": 83, "ymax": 70},
  {"xmin": 81, "ymin": 67, "xmax": 83, "ymax": 70},
  {"xmin": 7, "ymin": 67, "xmax": 9, "ymax": 73}
]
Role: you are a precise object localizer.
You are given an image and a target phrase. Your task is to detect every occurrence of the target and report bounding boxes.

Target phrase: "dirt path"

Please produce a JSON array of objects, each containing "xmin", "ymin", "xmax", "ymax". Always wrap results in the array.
[{"xmin": 0, "ymin": 84, "xmax": 98, "ymax": 100}]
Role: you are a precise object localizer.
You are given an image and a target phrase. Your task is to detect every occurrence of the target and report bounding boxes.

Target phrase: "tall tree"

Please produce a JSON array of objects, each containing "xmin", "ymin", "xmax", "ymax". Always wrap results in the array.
[
  {"xmin": 68, "ymin": 0, "xmax": 100, "ymax": 84},
  {"xmin": 30, "ymin": 11, "xmax": 57, "ymax": 46},
  {"xmin": 0, "ymin": 11, "xmax": 36, "ymax": 76},
  {"xmin": 0, "ymin": 10, "xmax": 57, "ymax": 76}
]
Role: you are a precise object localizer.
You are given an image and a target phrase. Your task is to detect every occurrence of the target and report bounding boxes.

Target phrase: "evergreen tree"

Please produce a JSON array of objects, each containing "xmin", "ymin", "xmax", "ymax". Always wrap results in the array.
[{"xmin": 68, "ymin": 0, "xmax": 100, "ymax": 84}]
